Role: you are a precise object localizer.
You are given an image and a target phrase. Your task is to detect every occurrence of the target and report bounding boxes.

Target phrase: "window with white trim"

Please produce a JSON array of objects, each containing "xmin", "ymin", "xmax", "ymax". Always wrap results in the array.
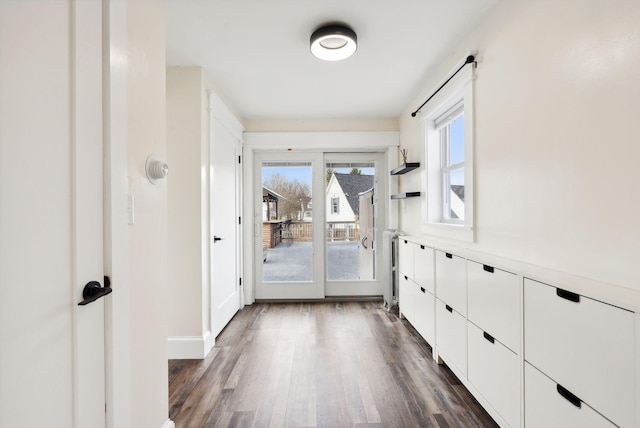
[
  {"xmin": 421, "ymin": 64, "xmax": 474, "ymax": 242},
  {"xmin": 331, "ymin": 197, "xmax": 339, "ymax": 214},
  {"xmin": 437, "ymin": 103, "xmax": 465, "ymax": 223}
]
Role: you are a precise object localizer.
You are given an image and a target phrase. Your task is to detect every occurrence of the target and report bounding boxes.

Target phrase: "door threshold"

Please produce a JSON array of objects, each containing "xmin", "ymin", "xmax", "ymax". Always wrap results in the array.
[{"xmin": 255, "ymin": 295, "xmax": 383, "ymax": 304}]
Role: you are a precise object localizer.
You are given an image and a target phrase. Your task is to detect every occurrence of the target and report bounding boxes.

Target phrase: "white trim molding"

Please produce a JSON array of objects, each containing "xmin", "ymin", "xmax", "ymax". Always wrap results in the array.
[
  {"xmin": 167, "ymin": 332, "xmax": 213, "ymax": 359},
  {"xmin": 243, "ymin": 131, "xmax": 399, "ymax": 151}
]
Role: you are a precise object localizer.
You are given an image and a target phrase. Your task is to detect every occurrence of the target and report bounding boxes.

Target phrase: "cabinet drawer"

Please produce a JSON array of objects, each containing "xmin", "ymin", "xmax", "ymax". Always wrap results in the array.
[
  {"xmin": 525, "ymin": 363, "xmax": 615, "ymax": 428},
  {"xmin": 414, "ymin": 245, "xmax": 435, "ymax": 294},
  {"xmin": 467, "ymin": 260, "xmax": 520, "ymax": 353},
  {"xmin": 435, "ymin": 298, "xmax": 466, "ymax": 377},
  {"xmin": 468, "ymin": 322, "xmax": 519, "ymax": 428},
  {"xmin": 524, "ymin": 279, "xmax": 635, "ymax": 428},
  {"xmin": 399, "ymin": 273, "xmax": 415, "ymax": 324},
  {"xmin": 414, "ymin": 286, "xmax": 435, "ymax": 345},
  {"xmin": 398, "ymin": 239, "xmax": 413, "ymax": 278},
  {"xmin": 435, "ymin": 250, "xmax": 467, "ymax": 315}
]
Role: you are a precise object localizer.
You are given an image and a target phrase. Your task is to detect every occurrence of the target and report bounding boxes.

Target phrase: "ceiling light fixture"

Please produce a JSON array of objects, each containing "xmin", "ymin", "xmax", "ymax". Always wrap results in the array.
[{"xmin": 310, "ymin": 24, "xmax": 357, "ymax": 61}]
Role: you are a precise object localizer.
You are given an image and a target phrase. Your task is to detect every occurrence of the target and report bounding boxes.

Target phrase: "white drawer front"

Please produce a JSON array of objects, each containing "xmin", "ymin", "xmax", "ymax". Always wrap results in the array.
[
  {"xmin": 398, "ymin": 239, "xmax": 413, "ymax": 279},
  {"xmin": 435, "ymin": 250, "xmax": 467, "ymax": 315},
  {"xmin": 414, "ymin": 286, "xmax": 435, "ymax": 345},
  {"xmin": 524, "ymin": 279, "xmax": 635, "ymax": 428},
  {"xmin": 467, "ymin": 260, "xmax": 520, "ymax": 353},
  {"xmin": 399, "ymin": 273, "xmax": 415, "ymax": 324},
  {"xmin": 468, "ymin": 322, "xmax": 519, "ymax": 428},
  {"xmin": 413, "ymin": 245, "xmax": 435, "ymax": 295},
  {"xmin": 436, "ymin": 298, "xmax": 467, "ymax": 377},
  {"xmin": 525, "ymin": 363, "xmax": 615, "ymax": 428}
]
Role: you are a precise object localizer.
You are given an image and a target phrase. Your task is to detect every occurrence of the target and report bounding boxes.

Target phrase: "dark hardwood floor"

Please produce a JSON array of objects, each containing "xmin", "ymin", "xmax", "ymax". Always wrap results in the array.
[{"xmin": 169, "ymin": 301, "xmax": 499, "ymax": 428}]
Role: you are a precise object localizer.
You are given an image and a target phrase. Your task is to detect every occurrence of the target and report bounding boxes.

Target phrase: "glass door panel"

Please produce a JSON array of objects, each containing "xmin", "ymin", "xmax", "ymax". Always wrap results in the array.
[
  {"xmin": 254, "ymin": 152, "xmax": 324, "ymax": 300},
  {"xmin": 261, "ymin": 161, "xmax": 313, "ymax": 283},
  {"xmin": 325, "ymin": 154, "xmax": 385, "ymax": 297}
]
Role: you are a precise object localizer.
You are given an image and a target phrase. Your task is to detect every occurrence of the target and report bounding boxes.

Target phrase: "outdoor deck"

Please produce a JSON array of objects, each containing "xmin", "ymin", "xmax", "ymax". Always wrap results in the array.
[{"xmin": 263, "ymin": 241, "xmax": 363, "ymax": 282}]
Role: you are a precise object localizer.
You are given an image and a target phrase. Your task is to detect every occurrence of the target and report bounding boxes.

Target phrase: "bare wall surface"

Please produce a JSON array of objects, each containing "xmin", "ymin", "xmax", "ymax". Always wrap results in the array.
[
  {"xmin": 127, "ymin": 0, "xmax": 169, "ymax": 426},
  {"xmin": 399, "ymin": 0, "xmax": 640, "ymax": 290},
  {"xmin": 167, "ymin": 67, "xmax": 207, "ymax": 338}
]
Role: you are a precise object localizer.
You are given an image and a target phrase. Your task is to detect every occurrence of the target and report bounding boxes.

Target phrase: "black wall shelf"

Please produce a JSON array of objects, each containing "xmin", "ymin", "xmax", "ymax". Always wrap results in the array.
[
  {"xmin": 391, "ymin": 192, "xmax": 421, "ymax": 199},
  {"xmin": 390, "ymin": 162, "xmax": 420, "ymax": 175}
]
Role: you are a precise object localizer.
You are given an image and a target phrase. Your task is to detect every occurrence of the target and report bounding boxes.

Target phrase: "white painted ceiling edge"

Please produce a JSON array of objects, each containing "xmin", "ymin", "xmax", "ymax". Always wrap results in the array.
[{"xmin": 165, "ymin": 0, "xmax": 500, "ymax": 119}]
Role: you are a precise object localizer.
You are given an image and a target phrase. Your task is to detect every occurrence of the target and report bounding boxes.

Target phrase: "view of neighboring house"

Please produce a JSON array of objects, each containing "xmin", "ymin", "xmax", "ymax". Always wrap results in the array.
[
  {"xmin": 450, "ymin": 184, "xmax": 464, "ymax": 219},
  {"xmin": 326, "ymin": 172, "xmax": 374, "ymax": 222}
]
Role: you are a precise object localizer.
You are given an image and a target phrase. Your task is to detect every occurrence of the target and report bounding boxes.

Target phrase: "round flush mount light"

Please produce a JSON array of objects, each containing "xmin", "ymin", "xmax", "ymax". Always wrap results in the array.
[{"xmin": 310, "ymin": 24, "xmax": 357, "ymax": 61}]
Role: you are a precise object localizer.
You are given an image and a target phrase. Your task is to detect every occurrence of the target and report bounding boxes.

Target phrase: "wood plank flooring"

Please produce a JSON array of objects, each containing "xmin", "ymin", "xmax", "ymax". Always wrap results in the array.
[{"xmin": 169, "ymin": 302, "xmax": 499, "ymax": 428}]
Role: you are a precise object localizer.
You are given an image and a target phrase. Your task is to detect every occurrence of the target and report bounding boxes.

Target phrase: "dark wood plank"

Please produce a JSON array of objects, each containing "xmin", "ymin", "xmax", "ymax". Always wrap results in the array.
[{"xmin": 169, "ymin": 301, "xmax": 499, "ymax": 428}]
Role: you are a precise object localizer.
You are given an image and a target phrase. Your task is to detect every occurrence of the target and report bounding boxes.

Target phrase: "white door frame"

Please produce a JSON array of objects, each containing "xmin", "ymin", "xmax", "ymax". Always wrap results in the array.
[
  {"xmin": 242, "ymin": 132, "xmax": 399, "ymax": 304},
  {"xmin": 323, "ymin": 152, "xmax": 386, "ymax": 297},
  {"xmin": 209, "ymin": 92, "xmax": 244, "ymax": 337},
  {"xmin": 253, "ymin": 151, "xmax": 325, "ymax": 300}
]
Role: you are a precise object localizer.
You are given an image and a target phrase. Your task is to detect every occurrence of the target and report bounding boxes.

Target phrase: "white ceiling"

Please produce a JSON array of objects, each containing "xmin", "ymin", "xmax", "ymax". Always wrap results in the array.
[{"xmin": 165, "ymin": 0, "xmax": 498, "ymax": 119}]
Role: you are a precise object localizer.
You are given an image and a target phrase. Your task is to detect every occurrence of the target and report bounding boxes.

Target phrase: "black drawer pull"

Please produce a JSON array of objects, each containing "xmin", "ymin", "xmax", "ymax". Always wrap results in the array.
[
  {"xmin": 420, "ymin": 287, "xmax": 426, "ymax": 293},
  {"xmin": 483, "ymin": 332, "xmax": 495, "ymax": 344},
  {"xmin": 445, "ymin": 253, "xmax": 452, "ymax": 259},
  {"xmin": 404, "ymin": 240, "xmax": 408, "ymax": 244},
  {"xmin": 445, "ymin": 304, "xmax": 453, "ymax": 313},
  {"xmin": 556, "ymin": 288, "xmax": 580, "ymax": 303},
  {"xmin": 404, "ymin": 275, "xmax": 408, "ymax": 281},
  {"xmin": 483, "ymin": 264, "xmax": 494, "ymax": 273},
  {"xmin": 420, "ymin": 245, "xmax": 425, "ymax": 249},
  {"xmin": 557, "ymin": 384, "xmax": 582, "ymax": 408}
]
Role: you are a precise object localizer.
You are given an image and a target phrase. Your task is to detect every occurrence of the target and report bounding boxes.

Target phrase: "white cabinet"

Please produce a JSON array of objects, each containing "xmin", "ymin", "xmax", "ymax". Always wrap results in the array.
[
  {"xmin": 414, "ymin": 244, "xmax": 435, "ymax": 294},
  {"xmin": 524, "ymin": 278, "xmax": 635, "ymax": 428},
  {"xmin": 399, "ymin": 239, "xmax": 435, "ymax": 346},
  {"xmin": 399, "ymin": 273, "xmax": 415, "ymax": 324},
  {"xmin": 525, "ymin": 363, "xmax": 615, "ymax": 428},
  {"xmin": 467, "ymin": 261, "xmax": 519, "ymax": 353},
  {"xmin": 414, "ymin": 284, "xmax": 435, "ymax": 345},
  {"xmin": 398, "ymin": 238, "xmax": 413, "ymax": 278},
  {"xmin": 435, "ymin": 250, "xmax": 467, "ymax": 315},
  {"xmin": 435, "ymin": 298, "xmax": 466, "ymax": 377},
  {"xmin": 468, "ymin": 322, "xmax": 519, "ymax": 428}
]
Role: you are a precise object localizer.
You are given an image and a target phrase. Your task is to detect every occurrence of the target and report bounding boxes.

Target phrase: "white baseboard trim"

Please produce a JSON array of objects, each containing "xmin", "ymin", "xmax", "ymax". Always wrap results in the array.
[
  {"xmin": 162, "ymin": 419, "xmax": 175, "ymax": 428},
  {"xmin": 167, "ymin": 332, "xmax": 213, "ymax": 359}
]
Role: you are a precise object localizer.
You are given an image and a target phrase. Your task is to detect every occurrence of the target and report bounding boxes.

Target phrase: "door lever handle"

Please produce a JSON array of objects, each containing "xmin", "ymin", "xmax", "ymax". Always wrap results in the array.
[
  {"xmin": 78, "ymin": 277, "xmax": 112, "ymax": 306},
  {"xmin": 213, "ymin": 236, "xmax": 224, "ymax": 242}
]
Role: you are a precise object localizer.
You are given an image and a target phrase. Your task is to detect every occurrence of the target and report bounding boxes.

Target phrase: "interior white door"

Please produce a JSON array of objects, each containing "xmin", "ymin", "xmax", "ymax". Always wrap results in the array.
[
  {"xmin": 73, "ymin": 1, "xmax": 107, "ymax": 426},
  {"xmin": 210, "ymin": 118, "xmax": 241, "ymax": 338},
  {"xmin": 0, "ymin": 1, "xmax": 106, "ymax": 427}
]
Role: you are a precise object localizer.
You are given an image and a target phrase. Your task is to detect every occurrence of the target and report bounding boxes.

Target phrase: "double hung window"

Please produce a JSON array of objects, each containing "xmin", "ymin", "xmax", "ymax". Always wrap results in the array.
[{"xmin": 421, "ymin": 63, "xmax": 474, "ymax": 242}]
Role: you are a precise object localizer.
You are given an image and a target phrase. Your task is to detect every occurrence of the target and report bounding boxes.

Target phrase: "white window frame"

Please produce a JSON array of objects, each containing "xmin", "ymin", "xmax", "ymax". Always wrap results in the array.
[
  {"xmin": 420, "ymin": 63, "xmax": 475, "ymax": 242},
  {"xmin": 331, "ymin": 197, "xmax": 340, "ymax": 214}
]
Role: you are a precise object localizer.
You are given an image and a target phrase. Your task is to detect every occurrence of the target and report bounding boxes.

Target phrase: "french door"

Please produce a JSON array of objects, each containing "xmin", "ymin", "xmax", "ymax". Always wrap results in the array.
[{"xmin": 254, "ymin": 151, "xmax": 385, "ymax": 300}]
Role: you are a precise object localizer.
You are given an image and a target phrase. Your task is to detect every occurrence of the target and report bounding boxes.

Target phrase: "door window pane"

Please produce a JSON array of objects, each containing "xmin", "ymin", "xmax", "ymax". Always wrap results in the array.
[
  {"xmin": 261, "ymin": 162, "xmax": 313, "ymax": 282},
  {"xmin": 325, "ymin": 162, "xmax": 376, "ymax": 281}
]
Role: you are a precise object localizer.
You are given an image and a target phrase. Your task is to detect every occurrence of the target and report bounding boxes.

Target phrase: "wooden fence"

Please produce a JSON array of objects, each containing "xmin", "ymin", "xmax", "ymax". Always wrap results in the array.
[{"xmin": 263, "ymin": 220, "xmax": 359, "ymax": 247}]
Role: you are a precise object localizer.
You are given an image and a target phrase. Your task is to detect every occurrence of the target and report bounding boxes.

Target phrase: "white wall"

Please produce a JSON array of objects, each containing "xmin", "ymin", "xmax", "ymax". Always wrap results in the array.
[
  {"xmin": 166, "ymin": 67, "xmax": 212, "ymax": 357},
  {"xmin": 126, "ymin": 1, "xmax": 170, "ymax": 426},
  {"xmin": 398, "ymin": 0, "xmax": 640, "ymax": 290}
]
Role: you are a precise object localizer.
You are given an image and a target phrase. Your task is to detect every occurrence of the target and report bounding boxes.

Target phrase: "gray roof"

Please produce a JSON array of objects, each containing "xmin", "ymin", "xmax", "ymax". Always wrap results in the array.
[
  {"xmin": 451, "ymin": 185, "xmax": 464, "ymax": 202},
  {"xmin": 333, "ymin": 173, "xmax": 374, "ymax": 216}
]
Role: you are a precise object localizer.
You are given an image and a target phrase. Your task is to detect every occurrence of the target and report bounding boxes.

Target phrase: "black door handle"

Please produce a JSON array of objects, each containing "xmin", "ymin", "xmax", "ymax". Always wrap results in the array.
[
  {"xmin": 78, "ymin": 277, "xmax": 112, "ymax": 306},
  {"xmin": 213, "ymin": 236, "xmax": 224, "ymax": 242}
]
